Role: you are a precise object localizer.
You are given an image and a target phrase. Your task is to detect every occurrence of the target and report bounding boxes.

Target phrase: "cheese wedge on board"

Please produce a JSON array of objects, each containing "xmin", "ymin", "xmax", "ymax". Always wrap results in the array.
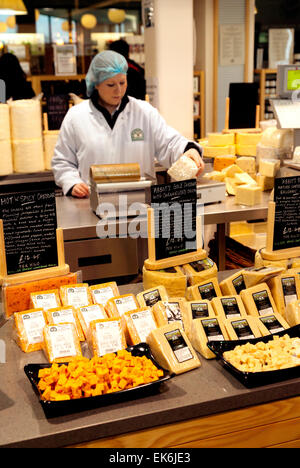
[
  {"xmin": 14, "ymin": 308, "xmax": 47, "ymax": 353},
  {"xmin": 240, "ymin": 283, "xmax": 279, "ymax": 317},
  {"xmin": 267, "ymin": 273, "xmax": 300, "ymax": 318},
  {"xmin": 122, "ymin": 307, "xmax": 157, "ymax": 345},
  {"xmin": 224, "ymin": 316, "xmax": 262, "ymax": 341},
  {"xmin": 136, "ymin": 286, "xmax": 168, "ymax": 308},
  {"xmin": 211, "ymin": 295, "xmax": 248, "ymax": 321},
  {"xmin": 146, "ymin": 322, "xmax": 201, "ymax": 374},
  {"xmin": 186, "ymin": 278, "xmax": 222, "ymax": 301},
  {"xmin": 142, "ymin": 265, "xmax": 187, "ymax": 297},
  {"xmin": 181, "ymin": 258, "xmax": 218, "ymax": 286},
  {"xmin": 46, "ymin": 306, "xmax": 85, "ymax": 342},
  {"xmin": 286, "ymin": 300, "xmax": 300, "ymax": 327},
  {"xmin": 190, "ymin": 317, "xmax": 228, "ymax": 359},
  {"xmin": 256, "ymin": 313, "xmax": 290, "ymax": 336}
]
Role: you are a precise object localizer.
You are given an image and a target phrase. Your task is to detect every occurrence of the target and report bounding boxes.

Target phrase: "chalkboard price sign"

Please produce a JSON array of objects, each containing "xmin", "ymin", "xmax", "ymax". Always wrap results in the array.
[
  {"xmin": 150, "ymin": 179, "xmax": 197, "ymax": 261},
  {"xmin": 46, "ymin": 94, "xmax": 69, "ymax": 130},
  {"xmin": 0, "ymin": 182, "xmax": 58, "ymax": 276},
  {"xmin": 273, "ymin": 176, "xmax": 300, "ymax": 251}
]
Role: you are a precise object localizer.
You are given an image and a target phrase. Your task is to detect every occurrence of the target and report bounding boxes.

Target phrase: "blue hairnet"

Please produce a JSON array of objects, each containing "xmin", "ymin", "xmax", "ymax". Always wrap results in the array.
[{"xmin": 85, "ymin": 50, "xmax": 128, "ymax": 97}]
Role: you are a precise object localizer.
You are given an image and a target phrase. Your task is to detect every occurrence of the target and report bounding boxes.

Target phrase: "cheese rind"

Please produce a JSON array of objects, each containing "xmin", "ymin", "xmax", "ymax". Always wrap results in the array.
[
  {"xmin": 14, "ymin": 308, "xmax": 47, "ymax": 353},
  {"xmin": 143, "ymin": 265, "xmax": 187, "ymax": 298},
  {"xmin": 136, "ymin": 286, "xmax": 168, "ymax": 308},
  {"xmin": 211, "ymin": 295, "xmax": 248, "ymax": 321},
  {"xmin": 224, "ymin": 316, "xmax": 262, "ymax": 340},
  {"xmin": 267, "ymin": 274, "xmax": 300, "ymax": 318},
  {"xmin": 186, "ymin": 278, "xmax": 222, "ymax": 301},
  {"xmin": 181, "ymin": 258, "xmax": 218, "ymax": 286},
  {"xmin": 256, "ymin": 313, "xmax": 290, "ymax": 336},
  {"xmin": 240, "ymin": 283, "xmax": 279, "ymax": 317},
  {"xmin": 167, "ymin": 155, "xmax": 199, "ymax": 181},
  {"xmin": 146, "ymin": 322, "xmax": 201, "ymax": 374},
  {"xmin": 190, "ymin": 317, "xmax": 228, "ymax": 359}
]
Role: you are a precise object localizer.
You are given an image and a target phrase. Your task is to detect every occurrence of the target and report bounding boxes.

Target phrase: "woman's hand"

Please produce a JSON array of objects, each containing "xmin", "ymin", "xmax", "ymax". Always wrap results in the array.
[
  {"xmin": 71, "ymin": 183, "xmax": 90, "ymax": 198},
  {"xmin": 183, "ymin": 148, "xmax": 205, "ymax": 176}
]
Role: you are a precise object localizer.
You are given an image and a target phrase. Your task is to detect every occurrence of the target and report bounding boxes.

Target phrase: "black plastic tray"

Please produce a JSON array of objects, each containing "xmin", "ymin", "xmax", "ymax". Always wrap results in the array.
[
  {"xmin": 207, "ymin": 325, "xmax": 300, "ymax": 388},
  {"xmin": 24, "ymin": 343, "xmax": 172, "ymax": 418}
]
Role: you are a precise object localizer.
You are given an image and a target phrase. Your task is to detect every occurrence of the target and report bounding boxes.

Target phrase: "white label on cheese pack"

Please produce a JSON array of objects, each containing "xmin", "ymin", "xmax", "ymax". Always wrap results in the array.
[
  {"xmin": 131, "ymin": 310, "xmax": 157, "ymax": 342},
  {"xmin": 95, "ymin": 321, "xmax": 123, "ymax": 356},
  {"xmin": 66, "ymin": 287, "xmax": 89, "ymax": 307},
  {"xmin": 92, "ymin": 287, "xmax": 115, "ymax": 305},
  {"xmin": 163, "ymin": 302, "xmax": 183, "ymax": 328},
  {"xmin": 80, "ymin": 305, "xmax": 106, "ymax": 327},
  {"xmin": 33, "ymin": 293, "xmax": 58, "ymax": 310},
  {"xmin": 48, "ymin": 324, "xmax": 77, "ymax": 359},
  {"xmin": 114, "ymin": 296, "xmax": 137, "ymax": 315},
  {"xmin": 22, "ymin": 311, "xmax": 46, "ymax": 345},
  {"xmin": 51, "ymin": 308, "xmax": 75, "ymax": 325},
  {"xmin": 164, "ymin": 329, "xmax": 193, "ymax": 363}
]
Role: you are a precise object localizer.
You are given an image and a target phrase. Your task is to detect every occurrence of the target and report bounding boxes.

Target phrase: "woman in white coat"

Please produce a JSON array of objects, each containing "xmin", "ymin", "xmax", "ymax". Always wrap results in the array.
[{"xmin": 52, "ymin": 51, "xmax": 204, "ymax": 198}]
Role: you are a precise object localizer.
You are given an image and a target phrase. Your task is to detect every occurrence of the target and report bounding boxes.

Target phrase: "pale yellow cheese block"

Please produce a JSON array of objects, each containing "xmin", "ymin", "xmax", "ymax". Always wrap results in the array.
[
  {"xmin": 259, "ymin": 159, "xmax": 281, "ymax": 178},
  {"xmin": 105, "ymin": 294, "xmax": 139, "ymax": 318},
  {"xmin": 203, "ymin": 145, "xmax": 236, "ymax": 158},
  {"xmin": 186, "ymin": 300, "xmax": 215, "ymax": 320},
  {"xmin": 225, "ymin": 177, "xmax": 240, "ymax": 196},
  {"xmin": 286, "ymin": 300, "xmax": 300, "ymax": 327},
  {"xmin": 208, "ymin": 132, "xmax": 235, "ymax": 146},
  {"xmin": 224, "ymin": 316, "xmax": 262, "ymax": 341},
  {"xmin": 186, "ymin": 278, "xmax": 222, "ymax": 301},
  {"xmin": 146, "ymin": 322, "xmax": 201, "ymax": 374},
  {"xmin": 235, "ymin": 185, "xmax": 262, "ymax": 206},
  {"xmin": 234, "ymin": 172, "xmax": 257, "ymax": 186},
  {"xmin": 267, "ymin": 273, "xmax": 300, "ymax": 318},
  {"xmin": 152, "ymin": 298, "xmax": 190, "ymax": 335},
  {"xmin": 219, "ymin": 271, "xmax": 247, "ymax": 296},
  {"xmin": 240, "ymin": 283, "xmax": 279, "ymax": 317},
  {"xmin": 254, "ymin": 250, "xmax": 288, "ymax": 270},
  {"xmin": 142, "ymin": 265, "xmax": 187, "ymax": 298},
  {"xmin": 181, "ymin": 258, "xmax": 218, "ymax": 286},
  {"xmin": 211, "ymin": 295, "xmax": 248, "ymax": 321},
  {"xmin": 136, "ymin": 285, "xmax": 169, "ymax": 308},
  {"xmin": 236, "ymin": 157, "xmax": 256, "ymax": 174},
  {"xmin": 236, "ymin": 132, "xmax": 262, "ymax": 145},
  {"xmin": 236, "ymin": 144, "xmax": 257, "ymax": 157},
  {"xmin": 122, "ymin": 307, "xmax": 157, "ymax": 345},
  {"xmin": 256, "ymin": 313, "xmax": 290, "ymax": 336},
  {"xmin": 242, "ymin": 266, "xmax": 285, "ymax": 288},
  {"xmin": 256, "ymin": 174, "xmax": 275, "ymax": 191},
  {"xmin": 190, "ymin": 316, "xmax": 228, "ymax": 359},
  {"xmin": 221, "ymin": 164, "xmax": 244, "ymax": 178}
]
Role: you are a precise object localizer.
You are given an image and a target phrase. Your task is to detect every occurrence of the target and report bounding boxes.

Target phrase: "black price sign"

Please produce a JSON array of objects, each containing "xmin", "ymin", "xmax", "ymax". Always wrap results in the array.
[
  {"xmin": 46, "ymin": 94, "xmax": 69, "ymax": 130},
  {"xmin": 0, "ymin": 182, "xmax": 58, "ymax": 275},
  {"xmin": 150, "ymin": 179, "xmax": 197, "ymax": 261},
  {"xmin": 273, "ymin": 176, "xmax": 300, "ymax": 251}
]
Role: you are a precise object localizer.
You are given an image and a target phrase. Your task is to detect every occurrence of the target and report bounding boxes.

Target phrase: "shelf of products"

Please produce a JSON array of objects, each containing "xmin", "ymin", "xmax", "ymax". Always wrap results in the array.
[
  {"xmin": 254, "ymin": 69, "xmax": 277, "ymax": 121},
  {"xmin": 193, "ymin": 70, "xmax": 205, "ymax": 140}
]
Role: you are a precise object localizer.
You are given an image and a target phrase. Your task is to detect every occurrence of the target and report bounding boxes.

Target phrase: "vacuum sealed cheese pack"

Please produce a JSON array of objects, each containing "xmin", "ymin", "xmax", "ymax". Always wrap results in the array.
[
  {"xmin": 105, "ymin": 294, "xmax": 139, "ymax": 318},
  {"xmin": 152, "ymin": 298, "xmax": 190, "ymax": 333},
  {"xmin": 190, "ymin": 316, "xmax": 229, "ymax": 359},
  {"xmin": 45, "ymin": 306, "xmax": 85, "ymax": 342},
  {"xmin": 286, "ymin": 300, "xmax": 300, "ymax": 327},
  {"xmin": 14, "ymin": 308, "xmax": 47, "ymax": 353},
  {"xmin": 89, "ymin": 282, "xmax": 119, "ymax": 306},
  {"xmin": 186, "ymin": 278, "xmax": 222, "ymax": 301},
  {"xmin": 240, "ymin": 283, "xmax": 279, "ymax": 317},
  {"xmin": 88, "ymin": 318, "xmax": 127, "ymax": 357},
  {"xmin": 256, "ymin": 313, "xmax": 290, "ymax": 336},
  {"xmin": 122, "ymin": 307, "xmax": 157, "ymax": 345},
  {"xmin": 60, "ymin": 283, "xmax": 92, "ymax": 308},
  {"xmin": 181, "ymin": 258, "xmax": 218, "ymax": 286},
  {"xmin": 267, "ymin": 273, "xmax": 300, "ymax": 318},
  {"xmin": 223, "ymin": 316, "xmax": 262, "ymax": 341},
  {"xmin": 76, "ymin": 304, "xmax": 107, "ymax": 339},
  {"xmin": 29, "ymin": 289, "xmax": 61, "ymax": 310},
  {"xmin": 136, "ymin": 286, "xmax": 168, "ymax": 308},
  {"xmin": 211, "ymin": 295, "xmax": 248, "ymax": 321},
  {"xmin": 43, "ymin": 323, "xmax": 82, "ymax": 363}
]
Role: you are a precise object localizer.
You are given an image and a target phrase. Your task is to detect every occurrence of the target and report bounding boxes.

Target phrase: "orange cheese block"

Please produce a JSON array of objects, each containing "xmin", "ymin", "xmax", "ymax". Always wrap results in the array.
[
  {"xmin": 122, "ymin": 307, "xmax": 157, "ymax": 345},
  {"xmin": 213, "ymin": 155, "xmax": 237, "ymax": 172},
  {"xmin": 43, "ymin": 323, "xmax": 82, "ymax": 363},
  {"xmin": 76, "ymin": 304, "xmax": 107, "ymax": 339},
  {"xmin": 3, "ymin": 272, "xmax": 79, "ymax": 318},
  {"xmin": 14, "ymin": 308, "xmax": 47, "ymax": 353},
  {"xmin": 60, "ymin": 283, "xmax": 92, "ymax": 308},
  {"xmin": 89, "ymin": 282, "xmax": 120, "ymax": 306},
  {"xmin": 88, "ymin": 318, "xmax": 127, "ymax": 357},
  {"xmin": 45, "ymin": 306, "xmax": 85, "ymax": 342},
  {"xmin": 29, "ymin": 289, "xmax": 61, "ymax": 310},
  {"xmin": 105, "ymin": 294, "xmax": 139, "ymax": 318}
]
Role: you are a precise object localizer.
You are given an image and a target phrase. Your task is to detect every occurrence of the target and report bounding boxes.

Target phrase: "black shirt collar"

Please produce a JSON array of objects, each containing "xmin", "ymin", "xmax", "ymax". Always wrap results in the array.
[{"xmin": 90, "ymin": 90, "xmax": 129, "ymax": 129}]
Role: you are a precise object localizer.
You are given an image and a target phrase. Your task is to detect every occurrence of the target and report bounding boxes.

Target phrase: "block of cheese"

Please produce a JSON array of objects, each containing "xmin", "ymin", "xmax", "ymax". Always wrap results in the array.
[
  {"xmin": 14, "ymin": 308, "xmax": 47, "ymax": 353},
  {"xmin": 146, "ymin": 322, "xmax": 201, "ymax": 374},
  {"xmin": 181, "ymin": 258, "xmax": 218, "ymax": 286},
  {"xmin": 43, "ymin": 130, "xmax": 59, "ymax": 170},
  {"xmin": 43, "ymin": 323, "xmax": 82, "ymax": 363},
  {"xmin": 76, "ymin": 304, "xmax": 107, "ymax": 339},
  {"xmin": 240, "ymin": 283, "xmax": 279, "ymax": 317},
  {"xmin": 12, "ymin": 138, "xmax": 45, "ymax": 173},
  {"xmin": 236, "ymin": 132, "xmax": 262, "ymax": 145},
  {"xmin": 211, "ymin": 295, "xmax": 248, "ymax": 321},
  {"xmin": 122, "ymin": 307, "xmax": 157, "ymax": 345},
  {"xmin": 256, "ymin": 174, "xmax": 274, "ymax": 191},
  {"xmin": 186, "ymin": 300, "xmax": 215, "ymax": 320},
  {"xmin": 214, "ymin": 155, "xmax": 237, "ymax": 171},
  {"xmin": 259, "ymin": 159, "xmax": 280, "ymax": 177},
  {"xmin": 242, "ymin": 266, "xmax": 285, "ymax": 288},
  {"xmin": 254, "ymin": 250, "xmax": 288, "ymax": 270},
  {"xmin": 236, "ymin": 144, "xmax": 257, "ymax": 157},
  {"xmin": 203, "ymin": 170, "xmax": 225, "ymax": 182},
  {"xmin": 136, "ymin": 286, "xmax": 168, "ymax": 308},
  {"xmin": 167, "ymin": 155, "xmax": 199, "ymax": 181},
  {"xmin": 0, "ymin": 140, "xmax": 13, "ymax": 176},
  {"xmin": 220, "ymin": 271, "xmax": 247, "ymax": 296},
  {"xmin": 152, "ymin": 298, "xmax": 190, "ymax": 333},
  {"xmin": 190, "ymin": 317, "xmax": 228, "ymax": 359},
  {"xmin": 29, "ymin": 289, "xmax": 61, "ymax": 310},
  {"xmin": 9, "ymin": 99, "xmax": 43, "ymax": 140},
  {"xmin": 88, "ymin": 318, "xmax": 127, "ymax": 357},
  {"xmin": 234, "ymin": 172, "xmax": 257, "ymax": 186},
  {"xmin": 45, "ymin": 306, "xmax": 85, "ymax": 342},
  {"xmin": 105, "ymin": 294, "xmax": 139, "ymax": 318},
  {"xmin": 186, "ymin": 278, "xmax": 222, "ymax": 301},
  {"xmin": 60, "ymin": 283, "xmax": 92, "ymax": 308},
  {"xmin": 89, "ymin": 282, "xmax": 119, "ymax": 306},
  {"xmin": 224, "ymin": 316, "xmax": 261, "ymax": 341},
  {"xmin": 143, "ymin": 265, "xmax": 187, "ymax": 297},
  {"xmin": 267, "ymin": 273, "xmax": 300, "ymax": 317},
  {"xmin": 225, "ymin": 177, "xmax": 240, "ymax": 196},
  {"xmin": 203, "ymin": 145, "xmax": 236, "ymax": 158},
  {"xmin": 236, "ymin": 157, "xmax": 256, "ymax": 174},
  {"xmin": 222, "ymin": 164, "xmax": 244, "ymax": 178},
  {"xmin": 261, "ymin": 127, "xmax": 293, "ymax": 149},
  {"xmin": 286, "ymin": 300, "xmax": 300, "ymax": 327},
  {"xmin": 256, "ymin": 313, "xmax": 290, "ymax": 336},
  {"xmin": 208, "ymin": 132, "xmax": 235, "ymax": 146},
  {"xmin": 0, "ymin": 103, "xmax": 11, "ymax": 140},
  {"xmin": 235, "ymin": 185, "xmax": 262, "ymax": 206}
]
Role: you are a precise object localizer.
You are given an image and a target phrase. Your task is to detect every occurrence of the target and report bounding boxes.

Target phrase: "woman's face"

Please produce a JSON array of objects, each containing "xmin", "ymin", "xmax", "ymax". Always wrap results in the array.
[{"xmin": 95, "ymin": 73, "xmax": 127, "ymax": 109}]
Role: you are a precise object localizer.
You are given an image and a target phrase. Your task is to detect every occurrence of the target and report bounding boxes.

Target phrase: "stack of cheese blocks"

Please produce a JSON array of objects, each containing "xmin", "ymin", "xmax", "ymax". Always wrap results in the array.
[
  {"xmin": 0, "ymin": 103, "xmax": 13, "ymax": 176},
  {"xmin": 200, "ymin": 131, "xmax": 263, "ymax": 159}
]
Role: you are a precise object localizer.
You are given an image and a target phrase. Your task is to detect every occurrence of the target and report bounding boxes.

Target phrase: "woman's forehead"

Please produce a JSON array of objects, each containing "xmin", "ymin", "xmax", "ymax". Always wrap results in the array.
[{"xmin": 102, "ymin": 73, "xmax": 127, "ymax": 84}]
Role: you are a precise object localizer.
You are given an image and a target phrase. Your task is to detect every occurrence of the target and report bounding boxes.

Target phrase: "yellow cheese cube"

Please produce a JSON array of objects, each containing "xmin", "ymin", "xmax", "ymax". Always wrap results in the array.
[
  {"xmin": 235, "ymin": 185, "xmax": 262, "ymax": 206},
  {"xmin": 256, "ymin": 174, "xmax": 275, "ymax": 191},
  {"xmin": 259, "ymin": 159, "xmax": 281, "ymax": 177}
]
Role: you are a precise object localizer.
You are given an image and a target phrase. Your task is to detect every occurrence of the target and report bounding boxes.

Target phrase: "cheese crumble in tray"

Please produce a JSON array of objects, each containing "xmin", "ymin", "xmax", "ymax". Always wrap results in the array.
[{"xmin": 207, "ymin": 324, "xmax": 300, "ymax": 388}]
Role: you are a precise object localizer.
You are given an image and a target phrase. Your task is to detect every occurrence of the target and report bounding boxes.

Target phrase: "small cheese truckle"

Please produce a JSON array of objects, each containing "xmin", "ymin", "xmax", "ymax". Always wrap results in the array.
[
  {"xmin": 29, "ymin": 289, "xmax": 61, "ymax": 310},
  {"xmin": 211, "ymin": 295, "xmax": 247, "ymax": 321},
  {"xmin": 46, "ymin": 306, "xmax": 85, "ymax": 342},
  {"xmin": 286, "ymin": 300, "xmax": 300, "ymax": 327},
  {"xmin": 136, "ymin": 285, "xmax": 168, "ymax": 308},
  {"xmin": 60, "ymin": 283, "xmax": 92, "ymax": 308},
  {"xmin": 122, "ymin": 307, "xmax": 157, "ymax": 345},
  {"xmin": 146, "ymin": 322, "xmax": 201, "ymax": 374},
  {"xmin": 76, "ymin": 304, "xmax": 107, "ymax": 339},
  {"xmin": 89, "ymin": 282, "xmax": 119, "ymax": 306},
  {"xmin": 186, "ymin": 278, "xmax": 222, "ymax": 301},
  {"xmin": 256, "ymin": 313, "xmax": 290, "ymax": 336},
  {"xmin": 88, "ymin": 318, "xmax": 127, "ymax": 357},
  {"xmin": 14, "ymin": 308, "xmax": 47, "ymax": 353},
  {"xmin": 152, "ymin": 298, "xmax": 190, "ymax": 333},
  {"xmin": 190, "ymin": 316, "xmax": 228, "ymax": 359},
  {"xmin": 43, "ymin": 323, "xmax": 82, "ymax": 363},
  {"xmin": 181, "ymin": 258, "xmax": 218, "ymax": 286},
  {"xmin": 224, "ymin": 316, "xmax": 262, "ymax": 341},
  {"xmin": 142, "ymin": 265, "xmax": 187, "ymax": 298},
  {"xmin": 105, "ymin": 294, "xmax": 139, "ymax": 318},
  {"xmin": 267, "ymin": 273, "xmax": 300, "ymax": 318},
  {"xmin": 219, "ymin": 270, "xmax": 247, "ymax": 296},
  {"xmin": 240, "ymin": 283, "xmax": 279, "ymax": 317}
]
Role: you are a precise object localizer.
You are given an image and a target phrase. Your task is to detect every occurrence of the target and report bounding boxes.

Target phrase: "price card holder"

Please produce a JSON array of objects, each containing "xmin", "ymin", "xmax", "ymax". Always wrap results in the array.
[{"xmin": 144, "ymin": 179, "xmax": 206, "ymax": 271}]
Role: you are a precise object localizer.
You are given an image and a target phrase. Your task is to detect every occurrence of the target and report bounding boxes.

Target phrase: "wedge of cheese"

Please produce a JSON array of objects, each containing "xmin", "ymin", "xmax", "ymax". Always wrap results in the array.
[
  {"xmin": 242, "ymin": 266, "xmax": 285, "ymax": 288},
  {"xmin": 76, "ymin": 304, "xmax": 107, "ymax": 339},
  {"xmin": 136, "ymin": 285, "xmax": 168, "ymax": 308},
  {"xmin": 143, "ymin": 265, "xmax": 187, "ymax": 298},
  {"xmin": 186, "ymin": 300, "xmax": 215, "ymax": 320},
  {"xmin": 152, "ymin": 298, "xmax": 190, "ymax": 332},
  {"xmin": 224, "ymin": 316, "xmax": 261, "ymax": 341},
  {"xmin": 214, "ymin": 155, "xmax": 237, "ymax": 171},
  {"xmin": 234, "ymin": 172, "xmax": 257, "ymax": 186},
  {"xmin": 181, "ymin": 258, "xmax": 218, "ymax": 286},
  {"xmin": 60, "ymin": 283, "xmax": 92, "ymax": 308},
  {"xmin": 254, "ymin": 250, "xmax": 288, "ymax": 270},
  {"xmin": 46, "ymin": 306, "xmax": 85, "ymax": 342},
  {"xmin": 89, "ymin": 282, "xmax": 119, "ymax": 306},
  {"xmin": 256, "ymin": 313, "xmax": 290, "ymax": 336},
  {"xmin": 211, "ymin": 295, "xmax": 248, "ymax": 321},
  {"xmin": 146, "ymin": 322, "xmax": 201, "ymax": 374},
  {"xmin": 29, "ymin": 289, "xmax": 61, "ymax": 310},
  {"xmin": 286, "ymin": 300, "xmax": 300, "ymax": 327},
  {"xmin": 14, "ymin": 308, "xmax": 47, "ymax": 353},
  {"xmin": 88, "ymin": 318, "xmax": 127, "ymax": 357},
  {"xmin": 222, "ymin": 164, "xmax": 244, "ymax": 178},
  {"xmin": 220, "ymin": 271, "xmax": 247, "ymax": 296},
  {"xmin": 186, "ymin": 278, "xmax": 222, "ymax": 301},
  {"xmin": 122, "ymin": 307, "xmax": 157, "ymax": 345},
  {"xmin": 190, "ymin": 317, "xmax": 228, "ymax": 359},
  {"xmin": 43, "ymin": 323, "xmax": 82, "ymax": 363},
  {"xmin": 240, "ymin": 283, "xmax": 279, "ymax": 317},
  {"xmin": 259, "ymin": 159, "xmax": 280, "ymax": 178},
  {"xmin": 267, "ymin": 273, "xmax": 300, "ymax": 317},
  {"xmin": 105, "ymin": 294, "xmax": 139, "ymax": 318},
  {"xmin": 225, "ymin": 177, "xmax": 240, "ymax": 195}
]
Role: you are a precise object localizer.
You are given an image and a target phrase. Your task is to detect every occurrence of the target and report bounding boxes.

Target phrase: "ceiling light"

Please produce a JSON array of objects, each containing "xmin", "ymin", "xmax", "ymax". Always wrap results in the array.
[
  {"xmin": 108, "ymin": 9, "xmax": 126, "ymax": 24},
  {"xmin": 0, "ymin": 0, "xmax": 27, "ymax": 15},
  {"xmin": 81, "ymin": 13, "xmax": 97, "ymax": 29}
]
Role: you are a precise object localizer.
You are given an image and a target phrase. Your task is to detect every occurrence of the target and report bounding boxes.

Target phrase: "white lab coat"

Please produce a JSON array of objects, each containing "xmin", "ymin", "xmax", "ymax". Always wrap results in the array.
[{"xmin": 52, "ymin": 96, "xmax": 201, "ymax": 195}]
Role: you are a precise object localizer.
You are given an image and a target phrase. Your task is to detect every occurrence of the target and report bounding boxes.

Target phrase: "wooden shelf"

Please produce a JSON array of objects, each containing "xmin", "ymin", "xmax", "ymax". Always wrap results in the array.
[{"xmin": 193, "ymin": 70, "xmax": 205, "ymax": 139}]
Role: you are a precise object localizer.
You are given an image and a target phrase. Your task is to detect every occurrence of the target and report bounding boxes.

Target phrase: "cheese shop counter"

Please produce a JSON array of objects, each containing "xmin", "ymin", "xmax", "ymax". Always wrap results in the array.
[{"xmin": 2, "ymin": 276, "xmax": 300, "ymax": 449}]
